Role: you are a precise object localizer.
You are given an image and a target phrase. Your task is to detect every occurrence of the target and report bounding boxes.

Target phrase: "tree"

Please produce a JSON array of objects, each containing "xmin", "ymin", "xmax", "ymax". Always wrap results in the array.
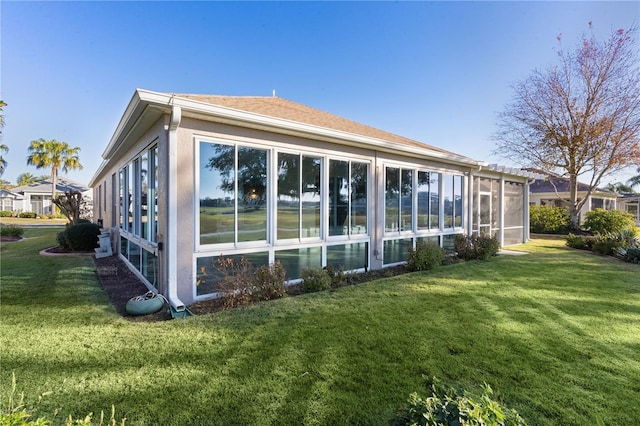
[
  {"xmin": 0, "ymin": 100, "xmax": 6, "ymax": 176},
  {"xmin": 26, "ymin": 138, "xmax": 83, "ymax": 203},
  {"xmin": 0, "ymin": 144, "xmax": 7, "ymax": 177},
  {"xmin": 607, "ymin": 182, "xmax": 636, "ymax": 194},
  {"xmin": 493, "ymin": 24, "xmax": 640, "ymax": 229},
  {"xmin": 52, "ymin": 190, "xmax": 88, "ymax": 225},
  {"xmin": 627, "ymin": 166, "xmax": 640, "ymax": 189},
  {"xmin": 16, "ymin": 172, "xmax": 37, "ymax": 186}
]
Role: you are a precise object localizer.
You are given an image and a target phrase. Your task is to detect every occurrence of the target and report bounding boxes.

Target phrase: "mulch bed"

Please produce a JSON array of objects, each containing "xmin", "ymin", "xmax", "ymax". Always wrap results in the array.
[{"xmin": 93, "ymin": 254, "xmax": 172, "ymax": 321}]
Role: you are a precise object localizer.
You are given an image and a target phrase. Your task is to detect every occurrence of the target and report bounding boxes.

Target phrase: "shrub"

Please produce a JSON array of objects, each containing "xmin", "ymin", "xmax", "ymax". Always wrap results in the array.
[
  {"xmin": 214, "ymin": 256, "xmax": 257, "ymax": 309},
  {"xmin": 391, "ymin": 378, "xmax": 527, "ymax": 426},
  {"xmin": 454, "ymin": 234, "xmax": 500, "ymax": 261},
  {"xmin": 301, "ymin": 267, "xmax": 332, "ymax": 293},
  {"xmin": 583, "ymin": 209, "xmax": 636, "ymax": 235},
  {"xmin": 254, "ymin": 261, "xmax": 287, "ymax": 301},
  {"xmin": 17, "ymin": 212, "xmax": 37, "ymax": 219},
  {"xmin": 58, "ymin": 222, "xmax": 100, "ymax": 252},
  {"xmin": 616, "ymin": 247, "xmax": 640, "ymax": 264},
  {"xmin": 0, "ymin": 210, "xmax": 12, "ymax": 217},
  {"xmin": 0, "ymin": 225, "xmax": 24, "ymax": 238},
  {"xmin": 529, "ymin": 205, "xmax": 572, "ymax": 234},
  {"xmin": 324, "ymin": 264, "xmax": 356, "ymax": 288},
  {"xmin": 591, "ymin": 230, "xmax": 639, "ymax": 256},
  {"xmin": 407, "ymin": 240, "xmax": 445, "ymax": 271},
  {"xmin": 565, "ymin": 233, "xmax": 595, "ymax": 250}
]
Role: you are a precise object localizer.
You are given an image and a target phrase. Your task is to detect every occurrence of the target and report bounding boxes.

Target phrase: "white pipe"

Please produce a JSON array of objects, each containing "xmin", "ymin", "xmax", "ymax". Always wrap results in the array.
[{"xmin": 166, "ymin": 104, "xmax": 186, "ymax": 313}]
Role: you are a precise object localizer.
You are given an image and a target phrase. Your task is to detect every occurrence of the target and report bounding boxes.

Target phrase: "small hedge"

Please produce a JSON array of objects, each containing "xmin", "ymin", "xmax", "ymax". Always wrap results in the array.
[
  {"xmin": 301, "ymin": 267, "xmax": 332, "ymax": 293},
  {"xmin": 529, "ymin": 205, "xmax": 572, "ymax": 234},
  {"xmin": 17, "ymin": 212, "xmax": 37, "ymax": 219},
  {"xmin": 57, "ymin": 222, "xmax": 100, "ymax": 252},
  {"xmin": 407, "ymin": 240, "xmax": 445, "ymax": 271},
  {"xmin": 582, "ymin": 209, "xmax": 636, "ymax": 235},
  {"xmin": 0, "ymin": 225, "xmax": 24, "ymax": 238},
  {"xmin": 454, "ymin": 234, "xmax": 500, "ymax": 261},
  {"xmin": 0, "ymin": 210, "xmax": 12, "ymax": 217}
]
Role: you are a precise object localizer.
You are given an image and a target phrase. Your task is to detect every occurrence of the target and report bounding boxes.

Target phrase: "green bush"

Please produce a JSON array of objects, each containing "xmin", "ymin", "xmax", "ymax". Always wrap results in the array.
[
  {"xmin": 301, "ymin": 267, "xmax": 332, "ymax": 293},
  {"xmin": 529, "ymin": 205, "xmax": 572, "ymax": 234},
  {"xmin": 58, "ymin": 222, "xmax": 100, "ymax": 252},
  {"xmin": 254, "ymin": 261, "xmax": 287, "ymax": 301},
  {"xmin": 0, "ymin": 210, "xmax": 12, "ymax": 217},
  {"xmin": 565, "ymin": 233, "xmax": 595, "ymax": 250},
  {"xmin": 583, "ymin": 209, "xmax": 636, "ymax": 235},
  {"xmin": 0, "ymin": 225, "xmax": 24, "ymax": 238},
  {"xmin": 454, "ymin": 234, "xmax": 500, "ymax": 261},
  {"xmin": 17, "ymin": 212, "xmax": 37, "ymax": 219},
  {"xmin": 407, "ymin": 240, "xmax": 445, "ymax": 271},
  {"xmin": 391, "ymin": 378, "xmax": 527, "ymax": 426}
]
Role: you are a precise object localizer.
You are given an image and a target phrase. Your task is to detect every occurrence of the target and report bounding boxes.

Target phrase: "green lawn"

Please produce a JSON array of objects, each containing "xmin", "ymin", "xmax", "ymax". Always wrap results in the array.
[{"xmin": 1, "ymin": 229, "xmax": 639, "ymax": 425}]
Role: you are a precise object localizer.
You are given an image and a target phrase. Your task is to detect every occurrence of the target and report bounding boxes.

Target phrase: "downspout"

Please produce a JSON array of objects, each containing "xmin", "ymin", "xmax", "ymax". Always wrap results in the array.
[{"xmin": 166, "ymin": 104, "xmax": 187, "ymax": 316}]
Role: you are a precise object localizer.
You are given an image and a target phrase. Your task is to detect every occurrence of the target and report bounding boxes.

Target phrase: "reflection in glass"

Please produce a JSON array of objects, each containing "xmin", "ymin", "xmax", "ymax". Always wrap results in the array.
[
  {"xmin": 383, "ymin": 238, "xmax": 412, "ymax": 264},
  {"xmin": 275, "ymin": 247, "xmax": 322, "ymax": 281},
  {"xmin": 277, "ymin": 153, "xmax": 299, "ymax": 239},
  {"xmin": 417, "ymin": 171, "xmax": 430, "ymax": 230},
  {"xmin": 350, "ymin": 162, "xmax": 368, "ymax": 235},
  {"xmin": 430, "ymin": 173, "xmax": 440, "ymax": 229},
  {"xmin": 327, "ymin": 242, "xmax": 368, "ymax": 271},
  {"xmin": 140, "ymin": 151, "xmax": 149, "ymax": 240},
  {"xmin": 401, "ymin": 169, "xmax": 412, "ymax": 231},
  {"xmin": 454, "ymin": 175, "xmax": 463, "ymax": 227},
  {"xmin": 196, "ymin": 252, "xmax": 269, "ymax": 296},
  {"xmin": 237, "ymin": 147, "xmax": 267, "ymax": 242},
  {"xmin": 385, "ymin": 167, "xmax": 399, "ymax": 232},
  {"xmin": 330, "ymin": 160, "xmax": 349, "ymax": 236},
  {"xmin": 141, "ymin": 248, "xmax": 157, "ymax": 288},
  {"xmin": 200, "ymin": 142, "xmax": 234, "ymax": 244},
  {"xmin": 301, "ymin": 156, "xmax": 321, "ymax": 238},
  {"xmin": 444, "ymin": 174, "xmax": 453, "ymax": 228}
]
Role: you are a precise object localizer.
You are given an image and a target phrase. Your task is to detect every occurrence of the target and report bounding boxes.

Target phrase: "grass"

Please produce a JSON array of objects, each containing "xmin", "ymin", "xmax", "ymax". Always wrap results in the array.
[{"xmin": 1, "ymin": 230, "xmax": 639, "ymax": 425}]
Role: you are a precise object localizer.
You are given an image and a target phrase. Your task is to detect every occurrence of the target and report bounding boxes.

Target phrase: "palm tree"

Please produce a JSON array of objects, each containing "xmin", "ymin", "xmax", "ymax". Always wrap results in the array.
[
  {"xmin": 0, "ymin": 144, "xmax": 7, "ymax": 176},
  {"xmin": 16, "ymin": 172, "xmax": 38, "ymax": 186},
  {"xmin": 627, "ymin": 166, "xmax": 640, "ymax": 189},
  {"xmin": 26, "ymin": 138, "xmax": 83, "ymax": 203},
  {"xmin": 0, "ymin": 100, "xmax": 7, "ymax": 176}
]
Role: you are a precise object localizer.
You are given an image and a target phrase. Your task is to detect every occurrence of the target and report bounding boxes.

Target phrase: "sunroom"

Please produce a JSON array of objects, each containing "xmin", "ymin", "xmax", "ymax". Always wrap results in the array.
[{"xmin": 90, "ymin": 89, "xmax": 535, "ymax": 311}]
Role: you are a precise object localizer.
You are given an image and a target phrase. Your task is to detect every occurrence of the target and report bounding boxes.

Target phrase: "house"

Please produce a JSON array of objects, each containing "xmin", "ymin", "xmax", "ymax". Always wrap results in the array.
[
  {"xmin": 0, "ymin": 188, "xmax": 25, "ymax": 212},
  {"xmin": 1, "ymin": 177, "xmax": 91, "ymax": 215},
  {"xmin": 89, "ymin": 89, "xmax": 539, "ymax": 313},
  {"xmin": 618, "ymin": 194, "xmax": 640, "ymax": 226},
  {"xmin": 527, "ymin": 170, "xmax": 619, "ymax": 223}
]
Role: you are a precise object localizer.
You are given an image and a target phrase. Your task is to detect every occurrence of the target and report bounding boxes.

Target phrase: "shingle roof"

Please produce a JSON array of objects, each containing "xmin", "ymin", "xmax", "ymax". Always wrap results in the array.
[
  {"xmin": 12, "ymin": 177, "xmax": 89, "ymax": 194},
  {"xmin": 176, "ymin": 94, "xmax": 454, "ymax": 155},
  {"xmin": 525, "ymin": 169, "xmax": 614, "ymax": 194}
]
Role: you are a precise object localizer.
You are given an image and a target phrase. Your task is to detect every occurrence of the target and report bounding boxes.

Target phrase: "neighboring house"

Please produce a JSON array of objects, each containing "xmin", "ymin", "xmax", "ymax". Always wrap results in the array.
[
  {"xmin": 527, "ymin": 170, "xmax": 618, "ymax": 224},
  {"xmin": 89, "ymin": 89, "xmax": 539, "ymax": 313},
  {"xmin": 618, "ymin": 194, "xmax": 640, "ymax": 226},
  {"xmin": 0, "ymin": 188, "xmax": 25, "ymax": 212},
  {"xmin": 6, "ymin": 177, "xmax": 91, "ymax": 215}
]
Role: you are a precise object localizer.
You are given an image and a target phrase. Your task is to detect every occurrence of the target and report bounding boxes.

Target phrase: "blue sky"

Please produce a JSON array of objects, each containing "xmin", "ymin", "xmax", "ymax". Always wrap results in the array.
[{"xmin": 1, "ymin": 1, "xmax": 638, "ymax": 187}]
